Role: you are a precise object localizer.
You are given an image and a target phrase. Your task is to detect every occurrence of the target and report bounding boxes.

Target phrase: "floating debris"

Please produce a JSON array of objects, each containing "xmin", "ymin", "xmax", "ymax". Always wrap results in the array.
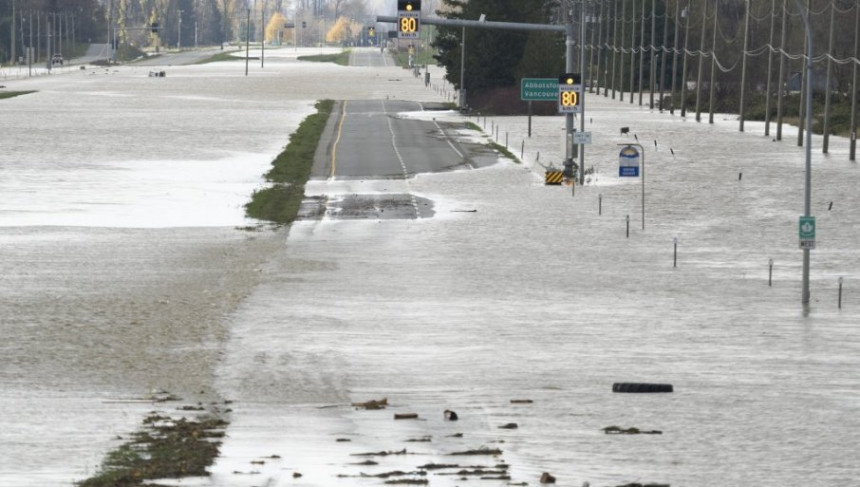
[
  {"xmin": 438, "ymin": 469, "xmax": 509, "ymax": 477},
  {"xmin": 447, "ymin": 433, "xmax": 464, "ymax": 438},
  {"xmin": 540, "ymin": 472, "xmax": 557, "ymax": 483},
  {"xmin": 449, "ymin": 447, "xmax": 503, "ymax": 456},
  {"xmin": 510, "ymin": 399, "xmax": 533, "ymax": 404},
  {"xmin": 417, "ymin": 463, "xmax": 460, "ymax": 470},
  {"xmin": 602, "ymin": 426, "xmax": 662, "ymax": 435},
  {"xmin": 339, "ymin": 471, "xmax": 426, "ymax": 479},
  {"xmin": 352, "ymin": 449, "xmax": 408, "ymax": 457},
  {"xmin": 444, "ymin": 409, "xmax": 459, "ymax": 421},
  {"xmin": 499, "ymin": 423, "xmax": 519, "ymax": 429},
  {"xmin": 352, "ymin": 398, "xmax": 388, "ymax": 410},
  {"xmin": 351, "ymin": 460, "xmax": 379, "ymax": 466},
  {"xmin": 406, "ymin": 436, "xmax": 432, "ymax": 442},
  {"xmin": 336, "ymin": 438, "xmax": 352, "ymax": 442},
  {"xmin": 394, "ymin": 413, "xmax": 419, "ymax": 420}
]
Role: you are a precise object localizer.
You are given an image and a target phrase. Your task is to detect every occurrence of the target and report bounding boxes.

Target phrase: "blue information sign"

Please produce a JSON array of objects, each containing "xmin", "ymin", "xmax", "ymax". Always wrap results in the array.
[
  {"xmin": 619, "ymin": 166, "xmax": 640, "ymax": 177},
  {"xmin": 618, "ymin": 145, "xmax": 640, "ymax": 178}
]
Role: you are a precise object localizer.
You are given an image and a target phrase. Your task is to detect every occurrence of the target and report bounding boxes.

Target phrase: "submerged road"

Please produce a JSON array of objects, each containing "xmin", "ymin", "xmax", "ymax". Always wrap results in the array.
[{"xmin": 312, "ymin": 99, "xmax": 471, "ymax": 180}]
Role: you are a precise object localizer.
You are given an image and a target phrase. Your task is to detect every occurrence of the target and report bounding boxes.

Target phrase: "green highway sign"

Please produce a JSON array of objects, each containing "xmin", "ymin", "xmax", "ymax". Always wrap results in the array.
[
  {"xmin": 799, "ymin": 216, "xmax": 816, "ymax": 249},
  {"xmin": 521, "ymin": 78, "xmax": 558, "ymax": 101}
]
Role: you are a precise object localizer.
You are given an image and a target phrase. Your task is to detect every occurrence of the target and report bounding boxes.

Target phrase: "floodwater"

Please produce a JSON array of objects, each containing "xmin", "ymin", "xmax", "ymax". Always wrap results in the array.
[{"xmin": 2, "ymin": 47, "xmax": 859, "ymax": 487}]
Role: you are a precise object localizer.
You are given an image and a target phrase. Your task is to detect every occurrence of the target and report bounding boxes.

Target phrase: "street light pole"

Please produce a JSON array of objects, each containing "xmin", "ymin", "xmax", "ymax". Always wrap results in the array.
[
  {"xmin": 178, "ymin": 9, "xmax": 182, "ymax": 50},
  {"xmin": 794, "ymin": 0, "xmax": 813, "ymax": 306},
  {"xmin": 460, "ymin": 25, "xmax": 466, "ymax": 109},
  {"xmin": 579, "ymin": 1, "xmax": 586, "ymax": 185}
]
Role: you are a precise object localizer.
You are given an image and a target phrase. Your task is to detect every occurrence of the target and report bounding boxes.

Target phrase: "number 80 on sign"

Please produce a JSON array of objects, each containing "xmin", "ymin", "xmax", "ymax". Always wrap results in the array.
[
  {"xmin": 558, "ymin": 73, "xmax": 581, "ymax": 114},
  {"xmin": 398, "ymin": 12, "xmax": 420, "ymax": 38}
]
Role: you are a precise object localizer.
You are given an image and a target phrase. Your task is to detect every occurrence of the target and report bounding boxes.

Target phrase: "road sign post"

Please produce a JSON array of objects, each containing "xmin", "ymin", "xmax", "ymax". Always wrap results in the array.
[
  {"xmin": 618, "ymin": 144, "xmax": 646, "ymax": 230},
  {"xmin": 521, "ymin": 78, "xmax": 557, "ymax": 139},
  {"xmin": 799, "ymin": 216, "xmax": 816, "ymax": 250}
]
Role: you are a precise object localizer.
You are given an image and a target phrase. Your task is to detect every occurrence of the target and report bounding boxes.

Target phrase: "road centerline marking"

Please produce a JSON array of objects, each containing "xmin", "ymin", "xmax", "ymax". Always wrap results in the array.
[{"xmin": 330, "ymin": 100, "xmax": 348, "ymax": 180}]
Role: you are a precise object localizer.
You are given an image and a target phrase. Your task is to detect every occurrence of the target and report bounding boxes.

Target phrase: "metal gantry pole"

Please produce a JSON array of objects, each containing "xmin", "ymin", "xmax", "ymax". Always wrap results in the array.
[
  {"xmin": 579, "ymin": 1, "xmax": 587, "ymax": 186},
  {"xmin": 566, "ymin": 19, "xmax": 575, "ymax": 170}
]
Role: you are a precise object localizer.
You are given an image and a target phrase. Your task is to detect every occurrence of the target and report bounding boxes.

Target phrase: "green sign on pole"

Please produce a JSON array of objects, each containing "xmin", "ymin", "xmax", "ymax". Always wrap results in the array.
[
  {"xmin": 520, "ymin": 78, "xmax": 558, "ymax": 101},
  {"xmin": 799, "ymin": 216, "xmax": 816, "ymax": 249}
]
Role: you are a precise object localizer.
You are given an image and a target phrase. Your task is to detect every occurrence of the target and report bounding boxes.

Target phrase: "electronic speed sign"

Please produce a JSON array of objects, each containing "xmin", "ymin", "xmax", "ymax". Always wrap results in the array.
[
  {"xmin": 558, "ymin": 73, "xmax": 582, "ymax": 114},
  {"xmin": 398, "ymin": 0, "xmax": 421, "ymax": 39}
]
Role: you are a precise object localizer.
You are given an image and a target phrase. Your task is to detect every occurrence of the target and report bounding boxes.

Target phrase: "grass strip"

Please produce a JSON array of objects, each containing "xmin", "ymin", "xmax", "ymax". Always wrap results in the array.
[
  {"xmin": 297, "ymin": 50, "xmax": 351, "ymax": 66},
  {"xmin": 489, "ymin": 142, "xmax": 520, "ymax": 163},
  {"xmin": 77, "ymin": 413, "xmax": 227, "ymax": 487},
  {"xmin": 194, "ymin": 51, "xmax": 246, "ymax": 64},
  {"xmin": 244, "ymin": 99, "xmax": 334, "ymax": 224},
  {"xmin": 0, "ymin": 90, "xmax": 36, "ymax": 100}
]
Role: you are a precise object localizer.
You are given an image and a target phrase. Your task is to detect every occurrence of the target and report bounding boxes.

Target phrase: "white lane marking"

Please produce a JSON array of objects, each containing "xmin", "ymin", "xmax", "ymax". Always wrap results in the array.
[
  {"xmin": 417, "ymin": 102, "xmax": 471, "ymax": 168},
  {"xmin": 382, "ymin": 99, "xmax": 420, "ymax": 219}
]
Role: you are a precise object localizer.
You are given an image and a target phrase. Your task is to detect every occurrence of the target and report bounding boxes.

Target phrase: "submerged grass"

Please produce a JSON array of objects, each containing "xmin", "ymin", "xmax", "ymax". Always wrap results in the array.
[
  {"xmin": 298, "ymin": 50, "xmax": 351, "ymax": 66},
  {"xmin": 77, "ymin": 413, "xmax": 227, "ymax": 487},
  {"xmin": 194, "ymin": 51, "xmax": 245, "ymax": 64},
  {"xmin": 489, "ymin": 142, "xmax": 520, "ymax": 163},
  {"xmin": 244, "ymin": 99, "xmax": 334, "ymax": 224},
  {"xmin": 0, "ymin": 90, "xmax": 36, "ymax": 100}
]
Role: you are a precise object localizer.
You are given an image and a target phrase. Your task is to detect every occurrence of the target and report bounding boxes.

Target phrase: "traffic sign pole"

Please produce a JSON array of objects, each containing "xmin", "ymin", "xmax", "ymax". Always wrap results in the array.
[{"xmin": 618, "ymin": 144, "xmax": 646, "ymax": 230}]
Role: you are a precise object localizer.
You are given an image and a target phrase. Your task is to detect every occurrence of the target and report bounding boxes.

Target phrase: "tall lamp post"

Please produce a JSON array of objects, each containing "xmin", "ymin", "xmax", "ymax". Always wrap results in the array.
[{"xmin": 794, "ymin": 0, "xmax": 813, "ymax": 307}]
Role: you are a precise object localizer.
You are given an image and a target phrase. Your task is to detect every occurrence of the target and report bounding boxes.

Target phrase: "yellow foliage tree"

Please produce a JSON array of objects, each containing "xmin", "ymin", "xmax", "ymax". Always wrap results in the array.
[
  {"xmin": 325, "ymin": 16, "xmax": 361, "ymax": 44},
  {"xmin": 265, "ymin": 12, "xmax": 289, "ymax": 44}
]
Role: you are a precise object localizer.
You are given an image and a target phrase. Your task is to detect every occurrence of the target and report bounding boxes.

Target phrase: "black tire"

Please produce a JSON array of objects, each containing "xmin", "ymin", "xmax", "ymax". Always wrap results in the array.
[{"xmin": 612, "ymin": 382, "xmax": 673, "ymax": 393}]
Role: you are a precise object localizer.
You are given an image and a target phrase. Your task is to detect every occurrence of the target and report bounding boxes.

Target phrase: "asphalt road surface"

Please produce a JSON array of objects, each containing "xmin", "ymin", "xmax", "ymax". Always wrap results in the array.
[
  {"xmin": 313, "ymin": 99, "xmax": 472, "ymax": 180},
  {"xmin": 349, "ymin": 46, "xmax": 392, "ymax": 67}
]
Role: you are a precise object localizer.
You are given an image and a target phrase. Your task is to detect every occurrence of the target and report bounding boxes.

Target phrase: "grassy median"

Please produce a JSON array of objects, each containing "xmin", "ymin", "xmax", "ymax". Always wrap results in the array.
[
  {"xmin": 0, "ymin": 90, "xmax": 36, "ymax": 100},
  {"xmin": 297, "ymin": 50, "xmax": 351, "ymax": 66},
  {"xmin": 244, "ymin": 99, "xmax": 334, "ymax": 224}
]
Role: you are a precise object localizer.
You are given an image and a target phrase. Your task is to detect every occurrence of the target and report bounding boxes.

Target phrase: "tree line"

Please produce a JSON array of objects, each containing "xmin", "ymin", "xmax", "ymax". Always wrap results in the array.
[
  {"xmin": 432, "ymin": 0, "xmax": 860, "ymax": 158},
  {"xmin": 1, "ymin": 0, "xmax": 377, "ymax": 65},
  {"xmin": 1, "ymin": 0, "xmax": 104, "ymax": 64}
]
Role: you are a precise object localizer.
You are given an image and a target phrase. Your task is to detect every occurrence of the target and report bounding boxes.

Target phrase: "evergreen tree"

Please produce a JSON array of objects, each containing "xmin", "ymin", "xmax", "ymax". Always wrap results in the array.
[{"xmin": 432, "ymin": 0, "xmax": 551, "ymax": 94}]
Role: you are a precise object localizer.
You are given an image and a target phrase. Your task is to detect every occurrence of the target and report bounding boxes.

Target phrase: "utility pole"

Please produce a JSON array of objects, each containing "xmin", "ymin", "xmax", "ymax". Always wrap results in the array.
[
  {"xmin": 245, "ymin": 8, "xmax": 251, "ymax": 76},
  {"xmin": 11, "ymin": 0, "xmax": 17, "ymax": 65},
  {"xmin": 794, "ymin": 0, "xmax": 814, "ymax": 307},
  {"xmin": 178, "ymin": 10, "xmax": 183, "ymax": 50}
]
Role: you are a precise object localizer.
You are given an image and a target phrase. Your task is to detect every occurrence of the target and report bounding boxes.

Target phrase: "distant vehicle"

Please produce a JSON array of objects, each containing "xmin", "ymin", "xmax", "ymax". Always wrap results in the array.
[{"xmin": 51, "ymin": 54, "xmax": 63, "ymax": 65}]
